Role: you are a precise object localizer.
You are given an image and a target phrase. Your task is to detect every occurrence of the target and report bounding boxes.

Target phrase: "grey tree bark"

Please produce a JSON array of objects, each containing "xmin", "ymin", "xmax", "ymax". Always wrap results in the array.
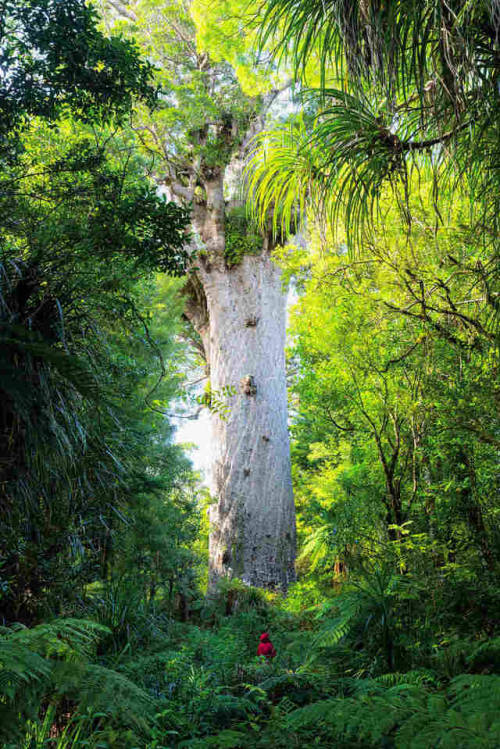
[{"xmin": 183, "ymin": 169, "xmax": 296, "ymax": 591}]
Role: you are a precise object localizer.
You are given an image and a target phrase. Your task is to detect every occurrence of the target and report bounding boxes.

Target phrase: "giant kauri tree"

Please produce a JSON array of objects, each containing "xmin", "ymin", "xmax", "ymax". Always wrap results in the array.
[{"xmin": 105, "ymin": 0, "xmax": 296, "ymax": 590}]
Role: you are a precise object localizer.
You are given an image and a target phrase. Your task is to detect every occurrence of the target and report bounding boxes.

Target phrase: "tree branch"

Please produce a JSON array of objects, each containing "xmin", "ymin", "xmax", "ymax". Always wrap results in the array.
[{"xmin": 108, "ymin": 0, "xmax": 137, "ymax": 22}]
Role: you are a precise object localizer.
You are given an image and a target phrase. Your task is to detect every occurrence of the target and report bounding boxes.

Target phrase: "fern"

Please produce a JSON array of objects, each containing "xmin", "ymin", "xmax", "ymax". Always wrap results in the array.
[
  {"xmin": 0, "ymin": 618, "xmax": 156, "ymax": 742},
  {"xmin": 285, "ymin": 684, "xmax": 424, "ymax": 744},
  {"xmin": 2, "ymin": 618, "xmax": 108, "ymax": 659},
  {"xmin": 285, "ymin": 697, "xmax": 338, "ymax": 732},
  {"xmin": 281, "ymin": 674, "xmax": 500, "ymax": 747},
  {"xmin": 312, "ymin": 594, "xmax": 364, "ymax": 649},
  {"xmin": 430, "ymin": 637, "xmax": 500, "ymax": 679},
  {"xmin": 179, "ymin": 730, "xmax": 247, "ymax": 748},
  {"xmin": 67, "ymin": 663, "xmax": 156, "ymax": 731},
  {"xmin": 0, "ymin": 618, "xmax": 109, "ymax": 742},
  {"xmin": 0, "ymin": 636, "xmax": 51, "ymax": 700},
  {"xmin": 396, "ymin": 676, "xmax": 500, "ymax": 747},
  {"xmin": 373, "ymin": 669, "xmax": 438, "ymax": 688},
  {"xmin": 465, "ymin": 638, "xmax": 500, "ymax": 673}
]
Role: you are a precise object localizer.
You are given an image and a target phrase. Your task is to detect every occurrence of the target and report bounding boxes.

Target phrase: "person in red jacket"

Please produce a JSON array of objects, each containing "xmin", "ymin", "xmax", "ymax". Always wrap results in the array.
[{"xmin": 257, "ymin": 632, "xmax": 277, "ymax": 659}]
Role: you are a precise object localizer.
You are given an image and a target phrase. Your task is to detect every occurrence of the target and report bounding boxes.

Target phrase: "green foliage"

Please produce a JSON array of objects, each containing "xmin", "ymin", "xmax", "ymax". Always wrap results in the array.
[
  {"xmin": 0, "ymin": 0, "xmax": 197, "ymax": 626},
  {"xmin": 0, "ymin": 0, "xmax": 499, "ymax": 746},
  {"xmin": 292, "ymin": 674, "xmax": 500, "ymax": 748},
  {"xmin": 280, "ymin": 201, "xmax": 498, "ymax": 582},
  {"xmin": 0, "ymin": 618, "xmax": 107, "ymax": 742},
  {"xmin": 312, "ymin": 566, "xmax": 410, "ymax": 672},
  {"xmin": 1, "ymin": 578, "xmax": 498, "ymax": 746},
  {"xmin": 190, "ymin": 0, "xmax": 285, "ymax": 96},
  {"xmin": 98, "ymin": 0, "xmax": 258, "ymax": 182},
  {"xmin": 224, "ymin": 209, "xmax": 263, "ymax": 267},
  {"xmin": 0, "ymin": 0, "xmax": 156, "ymax": 158},
  {"xmin": 252, "ymin": 0, "xmax": 499, "ymax": 250},
  {"xmin": 196, "ymin": 382, "xmax": 238, "ymax": 420}
]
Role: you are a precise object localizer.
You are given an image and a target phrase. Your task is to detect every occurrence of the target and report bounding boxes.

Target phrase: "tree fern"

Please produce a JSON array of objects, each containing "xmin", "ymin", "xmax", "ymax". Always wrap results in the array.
[
  {"xmin": 281, "ymin": 674, "xmax": 500, "ymax": 747},
  {"xmin": 309, "ymin": 566, "xmax": 407, "ymax": 670},
  {"xmin": 0, "ymin": 634, "xmax": 51, "ymax": 700},
  {"xmin": 67, "ymin": 663, "xmax": 156, "ymax": 731},
  {"xmin": 284, "ymin": 682, "xmax": 424, "ymax": 744}
]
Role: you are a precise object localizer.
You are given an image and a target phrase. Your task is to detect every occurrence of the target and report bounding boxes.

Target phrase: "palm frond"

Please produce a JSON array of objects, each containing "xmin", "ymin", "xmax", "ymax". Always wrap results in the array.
[
  {"xmin": 258, "ymin": 0, "xmax": 496, "ymax": 105},
  {"xmin": 250, "ymin": 0, "xmax": 499, "ymax": 250}
]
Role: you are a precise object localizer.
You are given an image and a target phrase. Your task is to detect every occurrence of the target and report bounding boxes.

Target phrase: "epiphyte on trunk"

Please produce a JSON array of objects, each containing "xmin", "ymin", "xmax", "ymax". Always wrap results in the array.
[{"xmin": 240, "ymin": 375, "xmax": 257, "ymax": 396}]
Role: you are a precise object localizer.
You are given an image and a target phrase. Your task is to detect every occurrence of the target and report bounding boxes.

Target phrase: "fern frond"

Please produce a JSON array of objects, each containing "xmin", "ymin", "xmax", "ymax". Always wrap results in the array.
[
  {"xmin": 374, "ymin": 669, "xmax": 438, "ymax": 688},
  {"xmin": 0, "ymin": 618, "xmax": 110, "ymax": 742},
  {"xmin": 286, "ymin": 697, "xmax": 337, "ymax": 731},
  {"xmin": 396, "ymin": 676, "xmax": 500, "ymax": 747},
  {"xmin": 312, "ymin": 594, "xmax": 364, "ymax": 649},
  {"xmin": 4, "ymin": 618, "xmax": 109, "ymax": 661},
  {"xmin": 0, "ymin": 640, "xmax": 51, "ymax": 698},
  {"xmin": 69, "ymin": 663, "xmax": 156, "ymax": 730}
]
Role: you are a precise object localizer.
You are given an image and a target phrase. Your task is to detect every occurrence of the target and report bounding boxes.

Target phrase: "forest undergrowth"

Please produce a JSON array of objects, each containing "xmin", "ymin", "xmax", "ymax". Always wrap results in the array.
[{"xmin": 2, "ymin": 563, "xmax": 500, "ymax": 747}]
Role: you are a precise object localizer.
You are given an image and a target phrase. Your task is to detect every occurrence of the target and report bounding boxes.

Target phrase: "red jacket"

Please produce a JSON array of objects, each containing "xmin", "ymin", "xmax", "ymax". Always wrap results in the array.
[{"xmin": 257, "ymin": 632, "xmax": 276, "ymax": 659}]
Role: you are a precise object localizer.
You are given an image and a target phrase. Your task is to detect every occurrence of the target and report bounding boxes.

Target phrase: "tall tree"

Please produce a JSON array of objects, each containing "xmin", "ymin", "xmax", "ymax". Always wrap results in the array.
[{"xmin": 103, "ymin": 0, "xmax": 296, "ymax": 589}]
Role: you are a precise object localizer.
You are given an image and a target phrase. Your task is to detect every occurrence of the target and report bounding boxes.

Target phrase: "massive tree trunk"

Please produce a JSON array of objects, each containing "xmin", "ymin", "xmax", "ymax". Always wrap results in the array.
[
  {"xmin": 184, "ymin": 172, "xmax": 296, "ymax": 591},
  {"xmin": 203, "ymin": 254, "xmax": 295, "ymax": 589},
  {"xmin": 102, "ymin": 0, "xmax": 296, "ymax": 589}
]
